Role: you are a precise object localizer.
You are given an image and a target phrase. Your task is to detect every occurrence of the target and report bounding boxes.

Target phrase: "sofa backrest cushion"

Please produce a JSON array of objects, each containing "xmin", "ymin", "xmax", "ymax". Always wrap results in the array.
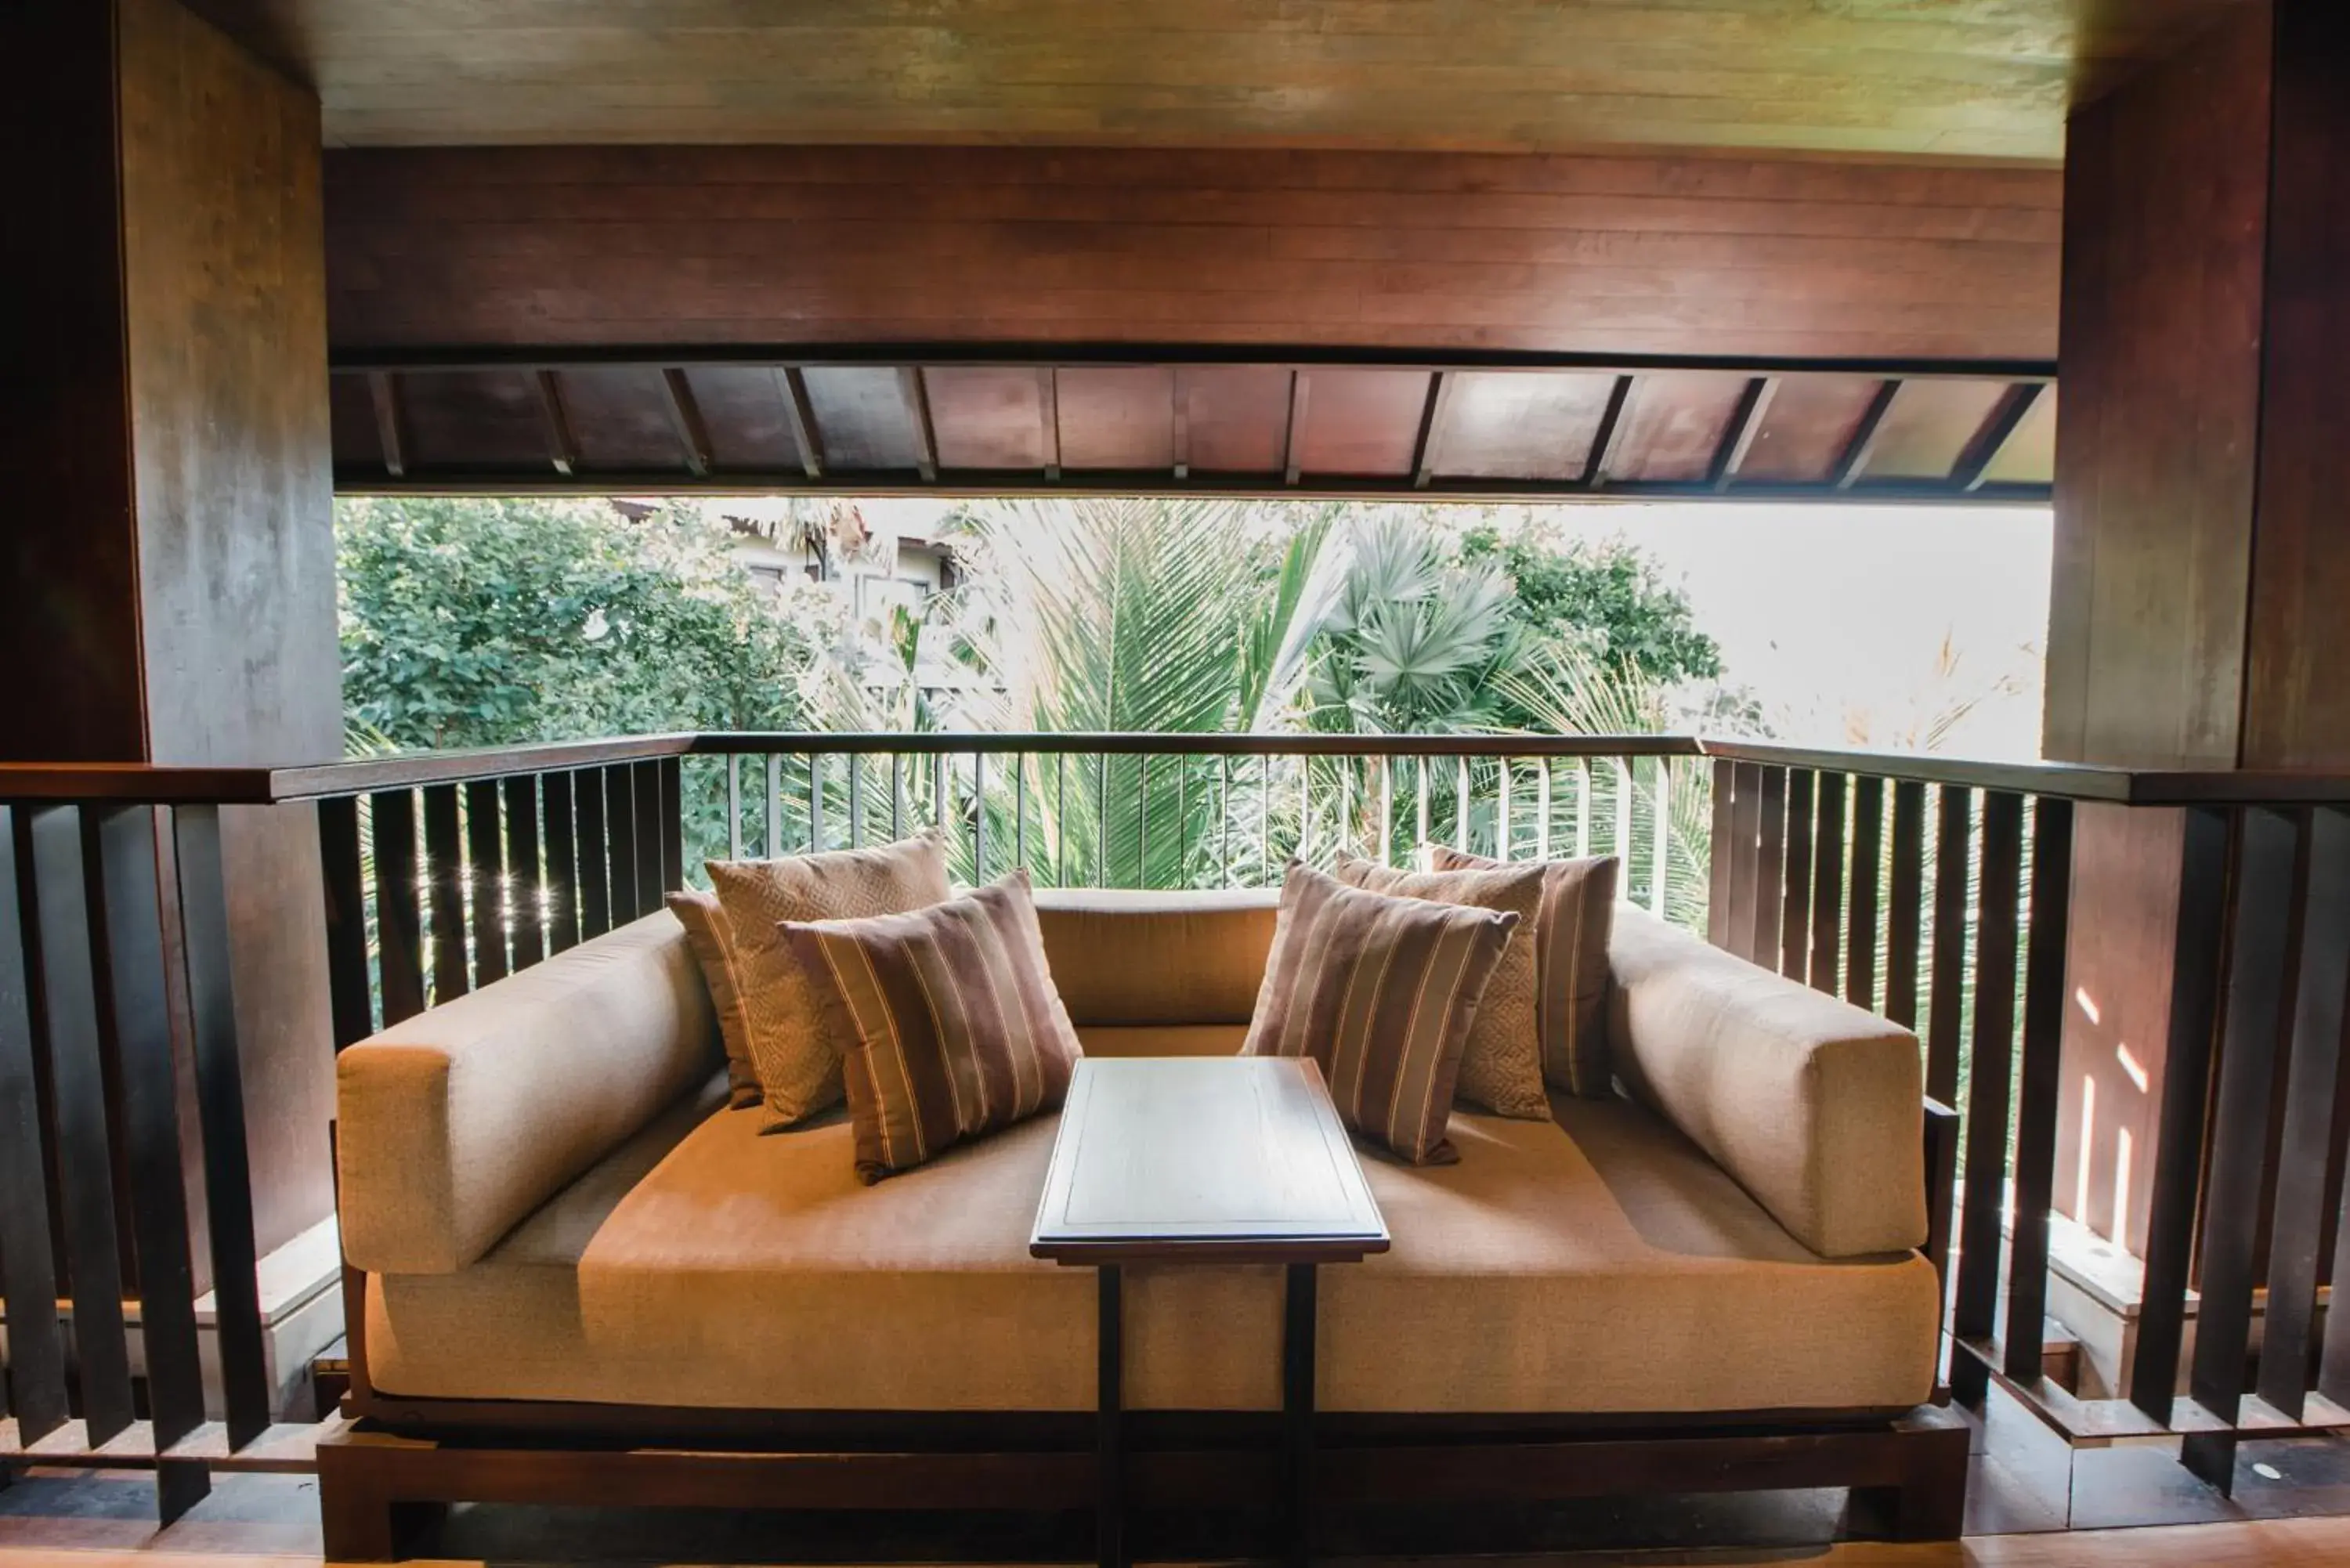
[
  {"xmin": 1607, "ymin": 907, "xmax": 1927, "ymax": 1259},
  {"xmin": 338, "ymin": 911, "xmax": 719, "ymax": 1275},
  {"xmin": 1032, "ymin": 887, "xmax": 1277, "ymax": 1025}
]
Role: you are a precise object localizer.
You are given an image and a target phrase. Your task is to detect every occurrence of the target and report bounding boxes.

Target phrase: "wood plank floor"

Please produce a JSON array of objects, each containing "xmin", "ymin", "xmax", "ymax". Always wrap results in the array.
[{"xmin": 11, "ymin": 1520, "xmax": 2350, "ymax": 1568}]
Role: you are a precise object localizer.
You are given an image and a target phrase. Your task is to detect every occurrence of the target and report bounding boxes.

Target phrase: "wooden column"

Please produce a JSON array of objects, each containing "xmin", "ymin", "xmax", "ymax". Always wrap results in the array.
[
  {"xmin": 2046, "ymin": 2, "xmax": 2350, "ymax": 1252},
  {"xmin": 0, "ymin": 0, "xmax": 339, "ymax": 1263}
]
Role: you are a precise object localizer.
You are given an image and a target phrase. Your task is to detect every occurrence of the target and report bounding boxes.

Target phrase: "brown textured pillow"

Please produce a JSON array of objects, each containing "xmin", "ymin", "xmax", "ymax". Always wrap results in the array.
[
  {"xmin": 663, "ymin": 890, "xmax": 762, "ymax": 1108},
  {"xmin": 1424, "ymin": 845, "xmax": 1618, "ymax": 1098},
  {"xmin": 1331, "ymin": 854, "xmax": 1549, "ymax": 1119},
  {"xmin": 784, "ymin": 871, "xmax": 1083, "ymax": 1184},
  {"xmin": 1244, "ymin": 862, "xmax": 1520, "ymax": 1165},
  {"xmin": 707, "ymin": 832, "xmax": 952, "ymax": 1130}
]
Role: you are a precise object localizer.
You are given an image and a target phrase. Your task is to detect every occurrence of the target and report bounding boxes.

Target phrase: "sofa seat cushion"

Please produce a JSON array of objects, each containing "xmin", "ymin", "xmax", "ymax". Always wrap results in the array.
[{"xmin": 367, "ymin": 1083, "xmax": 1939, "ymax": 1416}]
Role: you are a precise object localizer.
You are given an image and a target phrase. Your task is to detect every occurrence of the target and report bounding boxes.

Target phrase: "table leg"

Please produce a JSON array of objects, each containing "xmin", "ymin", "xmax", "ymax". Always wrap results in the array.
[
  {"xmin": 1284, "ymin": 1262, "xmax": 1316, "ymax": 1568},
  {"xmin": 1098, "ymin": 1264, "xmax": 1123, "ymax": 1568}
]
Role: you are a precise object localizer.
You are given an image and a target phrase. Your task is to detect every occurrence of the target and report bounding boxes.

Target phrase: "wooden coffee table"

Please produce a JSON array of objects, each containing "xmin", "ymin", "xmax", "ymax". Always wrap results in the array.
[{"xmin": 1030, "ymin": 1056, "xmax": 1390, "ymax": 1568}]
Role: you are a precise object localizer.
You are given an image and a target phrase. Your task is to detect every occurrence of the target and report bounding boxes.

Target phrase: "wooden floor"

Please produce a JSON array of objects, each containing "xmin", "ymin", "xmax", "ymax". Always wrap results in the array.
[{"xmin": 9, "ymin": 1520, "xmax": 2350, "ymax": 1567}]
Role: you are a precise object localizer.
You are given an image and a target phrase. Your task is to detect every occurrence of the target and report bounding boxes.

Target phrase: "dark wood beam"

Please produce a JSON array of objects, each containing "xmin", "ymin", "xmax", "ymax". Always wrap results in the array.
[
  {"xmin": 1282, "ymin": 370, "xmax": 1311, "ymax": 486},
  {"xmin": 774, "ymin": 366, "xmax": 823, "ymax": 479},
  {"xmin": 532, "ymin": 370, "xmax": 578, "ymax": 476},
  {"xmin": 1950, "ymin": 381, "xmax": 2044, "ymax": 492},
  {"xmin": 900, "ymin": 366, "xmax": 938, "ymax": 482},
  {"xmin": 1037, "ymin": 367, "xmax": 1061, "ymax": 482},
  {"xmin": 1709, "ymin": 375, "xmax": 1779, "ymax": 491},
  {"xmin": 658, "ymin": 367, "xmax": 711, "ymax": 477},
  {"xmin": 1412, "ymin": 371, "xmax": 1455, "ymax": 490},
  {"xmin": 1584, "ymin": 374, "xmax": 1636, "ymax": 488},
  {"xmin": 367, "ymin": 371, "xmax": 407, "ymax": 479},
  {"xmin": 1171, "ymin": 370, "xmax": 1191, "ymax": 482},
  {"xmin": 1833, "ymin": 379, "xmax": 1904, "ymax": 490}
]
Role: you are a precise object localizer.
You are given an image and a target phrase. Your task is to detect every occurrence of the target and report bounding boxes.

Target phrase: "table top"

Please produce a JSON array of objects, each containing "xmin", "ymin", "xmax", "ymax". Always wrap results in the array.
[{"xmin": 1029, "ymin": 1057, "xmax": 1390, "ymax": 1265}]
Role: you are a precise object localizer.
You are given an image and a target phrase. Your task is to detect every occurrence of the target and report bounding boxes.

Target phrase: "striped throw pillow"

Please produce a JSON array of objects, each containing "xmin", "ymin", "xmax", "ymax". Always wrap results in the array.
[
  {"xmin": 1424, "ymin": 846, "xmax": 1618, "ymax": 1098},
  {"xmin": 664, "ymin": 889, "xmax": 762, "ymax": 1107},
  {"xmin": 1243, "ymin": 862, "xmax": 1520, "ymax": 1165},
  {"xmin": 784, "ymin": 871, "xmax": 1083, "ymax": 1184}
]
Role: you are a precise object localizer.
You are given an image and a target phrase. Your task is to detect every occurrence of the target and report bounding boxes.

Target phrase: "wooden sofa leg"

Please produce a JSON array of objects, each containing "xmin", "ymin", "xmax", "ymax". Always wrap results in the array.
[
  {"xmin": 318, "ymin": 1451, "xmax": 446, "ymax": 1563},
  {"xmin": 1848, "ymin": 1407, "xmax": 1970, "ymax": 1542}
]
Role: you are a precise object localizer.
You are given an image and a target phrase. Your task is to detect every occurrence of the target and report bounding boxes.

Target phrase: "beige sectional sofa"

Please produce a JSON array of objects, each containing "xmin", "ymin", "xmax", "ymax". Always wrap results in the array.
[{"xmin": 324, "ymin": 887, "xmax": 1961, "ymax": 1555}]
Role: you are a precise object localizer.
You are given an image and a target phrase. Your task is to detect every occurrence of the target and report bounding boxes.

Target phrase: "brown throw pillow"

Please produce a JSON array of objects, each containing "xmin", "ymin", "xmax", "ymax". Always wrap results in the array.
[
  {"xmin": 664, "ymin": 890, "xmax": 761, "ymax": 1108},
  {"xmin": 1332, "ymin": 854, "xmax": 1549, "ymax": 1119},
  {"xmin": 1243, "ymin": 862, "xmax": 1520, "ymax": 1165},
  {"xmin": 707, "ymin": 832, "xmax": 952, "ymax": 1130},
  {"xmin": 1425, "ymin": 845, "xmax": 1618, "ymax": 1098},
  {"xmin": 784, "ymin": 871, "xmax": 1083, "ymax": 1184}
]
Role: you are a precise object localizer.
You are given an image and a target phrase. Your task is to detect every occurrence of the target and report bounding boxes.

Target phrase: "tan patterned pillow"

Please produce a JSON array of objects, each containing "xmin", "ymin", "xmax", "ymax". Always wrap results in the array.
[
  {"xmin": 785, "ymin": 872, "xmax": 1083, "ymax": 1184},
  {"xmin": 1331, "ymin": 853, "xmax": 1549, "ymax": 1119},
  {"xmin": 707, "ymin": 832, "xmax": 952, "ymax": 1130},
  {"xmin": 1424, "ymin": 845, "xmax": 1618, "ymax": 1098},
  {"xmin": 1244, "ymin": 862, "xmax": 1519, "ymax": 1165},
  {"xmin": 663, "ymin": 890, "xmax": 761, "ymax": 1108}
]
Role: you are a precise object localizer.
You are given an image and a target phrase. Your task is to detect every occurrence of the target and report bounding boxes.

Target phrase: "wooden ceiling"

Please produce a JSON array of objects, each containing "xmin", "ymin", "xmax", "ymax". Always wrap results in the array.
[
  {"xmin": 332, "ymin": 349, "xmax": 2055, "ymax": 503},
  {"xmin": 198, "ymin": 0, "xmax": 2248, "ymax": 161}
]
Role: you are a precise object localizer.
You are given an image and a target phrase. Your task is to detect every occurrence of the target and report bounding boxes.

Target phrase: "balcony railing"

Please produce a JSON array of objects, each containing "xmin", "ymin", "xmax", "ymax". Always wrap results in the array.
[{"xmin": 3, "ymin": 731, "xmax": 2348, "ymax": 1514}]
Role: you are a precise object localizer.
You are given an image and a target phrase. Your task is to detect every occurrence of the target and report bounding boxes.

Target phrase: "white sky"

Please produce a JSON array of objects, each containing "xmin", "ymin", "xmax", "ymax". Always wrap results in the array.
[
  {"xmin": 1527, "ymin": 503, "xmax": 2055, "ymax": 761},
  {"xmin": 842, "ymin": 497, "xmax": 2056, "ymax": 763}
]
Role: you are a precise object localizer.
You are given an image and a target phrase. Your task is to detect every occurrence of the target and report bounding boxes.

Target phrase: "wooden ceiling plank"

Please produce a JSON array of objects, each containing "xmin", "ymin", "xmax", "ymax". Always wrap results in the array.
[
  {"xmin": 1950, "ymin": 381, "xmax": 2047, "ymax": 492},
  {"xmin": 1833, "ymin": 378, "xmax": 1904, "ymax": 490},
  {"xmin": 659, "ymin": 367, "xmax": 713, "ymax": 477},
  {"xmin": 1283, "ymin": 370, "xmax": 1311, "ymax": 486},
  {"xmin": 901, "ymin": 366, "xmax": 940, "ymax": 482},
  {"xmin": 1172, "ymin": 369, "xmax": 1191, "ymax": 482},
  {"xmin": 367, "ymin": 371, "xmax": 407, "ymax": 479},
  {"xmin": 775, "ymin": 367, "xmax": 826, "ymax": 479},
  {"xmin": 532, "ymin": 370, "xmax": 579, "ymax": 477},
  {"xmin": 1038, "ymin": 367, "xmax": 1061, "ymax": 482},
  {"xmin": 1411, "ymin": 371, "xmax": 1455, "ymax": 490},
  {"xmin": 1708, "ymin": 374, "xmax": 1780, "ymax": 492},
  {"xmin": 1583, "ymin": 374, "xmax": 1635, "ymax": 488}
]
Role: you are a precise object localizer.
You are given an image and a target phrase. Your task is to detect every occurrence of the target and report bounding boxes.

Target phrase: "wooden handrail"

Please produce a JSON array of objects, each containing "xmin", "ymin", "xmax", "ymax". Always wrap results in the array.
[{"xmin": 9, "ymin": 731, "xmax": 2350, "ymax": 808}]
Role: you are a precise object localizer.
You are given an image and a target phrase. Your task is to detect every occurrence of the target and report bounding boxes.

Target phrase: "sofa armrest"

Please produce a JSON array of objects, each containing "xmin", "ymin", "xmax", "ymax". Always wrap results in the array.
[
  {"xmin": 1607, "ymin": 908, "xmax": 1928, "ymax": 1259},
  {"xmin": 337, "ymin": 911, "xmax": 718, "ymax": 1275}
]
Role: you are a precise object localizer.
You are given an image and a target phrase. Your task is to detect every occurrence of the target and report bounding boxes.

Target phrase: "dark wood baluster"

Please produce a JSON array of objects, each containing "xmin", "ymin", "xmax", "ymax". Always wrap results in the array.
[
  {"xmin": 1846, "ymin": 776, "xmax": 1885, "ymax": 1010},
  {"xmin": 1924, "ymin": 787, "xmax": 1974, "ymax": 1107},
  {"xmin": 1706, "ymin": 759, "xmax": 1736, "ymax": 948},
  {"xmin": 317, "ymin": 796, "xmax": 374, "ymax": 1047},
  {"xmin": 575, "ymin": 768, "xmax": 611, "ymax": 941},
  {"xmin": 1885, "ymin": 780, "xmax": 1927, "ymax": 1031},
  {"xmin": 504, "ymin": 775, "xmax": 544, "ymax": 970},
  {"xmin": 604, "ymin": 764, "xmax": 638, "ymax": 922},
  {"xmin": 1752, "ymin": 767, "xmax": 1786, "ymax": 970},
  {"xmin": 1726, "ymin": 761, "xmax": 1762, "ymax": 962},
  {"xmin": 2130, "ymin": 807, "xmax": 2233, "ymax": 1422},
  {"xmin": 848, "ymin": 753, "xmax": 866, "ymax": 850},
  {"xmin": 1780, "ymin": 770, "xmax": 1815, "ymax": 983},
  {"xmin": 808, "ymin": 753, "xmax": 826, "ymax": 854},
  {"xmin": 2003, "ymin": 797, "xmax": 2074, "ymax": 1385},
  {"xmin": 631, "ymin": 758, "xmax": 663, "ymax": 914},
  {"xmin": 370, "ymin": 789, "xmax": 425, "ymax": 1025},
  {"xmin": 2182, "ymin": 807, "xmax": 2302, "ymax": 1491},
  {"xmin": 725, "ymin": 754, "xmax": 743, "ymax": 861},
  {"xmin": 1808, "ymin": 773, "xmax": 1847, "ymax": 995},
  {"xmin": 170, "ymin": 806, "xmax": 272, "ymax": 1447},
  {"xmin": 465, "ymin": 779, "xmax": 508, "ymax": 986},
  {"xmin": 660, "ymin": 757, "xmax": 685, "ymax": 894},
  {"xmin": 26, "ymin": 804, "xmax": 137, "ymax": 1443},
  {"xmin": 0, "ymin": 806, "xmax": 70, "ymax": 1443},
  {"xmin": 2271, "ymin": 807, "xmax": 2350, "ymax": 1419},
  {"xmin": 1949, "ymin": 789, "xmax": 2022, "ymax": 1408},
  {"xmin": 976, "ymin": 752, "xmax": 991, "ymax": 881},
  {"xmin": 543, "ymin": 771, "xmax": 580, "ymax": 954},
  {"xmin": 92, "ymin": 805, "xmax": 210, "ymax": 1516},
  {"xmin": 421, "ymin": 784, "xmax": 468, "ymax": 1003}
]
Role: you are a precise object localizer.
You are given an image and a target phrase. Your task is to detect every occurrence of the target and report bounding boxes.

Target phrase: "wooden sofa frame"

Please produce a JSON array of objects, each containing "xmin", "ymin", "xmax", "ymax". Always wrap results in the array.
[{"xmin": 318, "ymin": 1104, "xmax": 1967, "ymax": 1560}]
